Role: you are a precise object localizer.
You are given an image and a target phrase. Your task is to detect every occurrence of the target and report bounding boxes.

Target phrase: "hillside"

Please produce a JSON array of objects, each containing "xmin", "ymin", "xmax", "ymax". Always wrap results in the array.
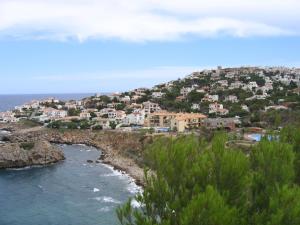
[{"xmin": 2, "ymin": 66, "xmax": 300, "ymax": 131}]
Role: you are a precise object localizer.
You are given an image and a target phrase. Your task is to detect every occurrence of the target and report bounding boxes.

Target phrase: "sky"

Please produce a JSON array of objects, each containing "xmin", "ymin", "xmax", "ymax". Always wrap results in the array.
[{"xmin": 0, "ymin": 0, "xmax": 300, "ymax": 94}]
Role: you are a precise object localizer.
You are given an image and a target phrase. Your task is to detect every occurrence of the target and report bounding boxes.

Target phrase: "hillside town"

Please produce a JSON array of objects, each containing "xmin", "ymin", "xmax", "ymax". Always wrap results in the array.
[{"xmin": 1, "ymin": 66, "xmax": 300, "ymax": 133}]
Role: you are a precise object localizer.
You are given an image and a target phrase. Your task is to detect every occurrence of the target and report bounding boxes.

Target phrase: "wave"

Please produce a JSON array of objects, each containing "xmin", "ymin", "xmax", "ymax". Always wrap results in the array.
[
  {"xmin": 101, "ymin": 163, "xmax": 143, "ymax": 194},
  {"xmin": 93, "ymin": 188, "xmax": 100, "ymax": 192},
  {"xmin": 6, "ymin": 164, "xmax": 47, "ymax": 171},
  {"xmin": 131, "ymin": 199, "xmax": 142, "ymax": 208},
  {"xmin": 6, "ymin": 166, "xmax": 32, "ymax": 171},
  {"xmin": 93, "ymin": 196, "xmax": 121, "ymax": 204},
  {"xmin": 127, "ymin": 181, "xmax": 143, "ymax": 194},
  {"xmin": 100, "ymin": 169, "xmax": 123, "ymax": 178}
]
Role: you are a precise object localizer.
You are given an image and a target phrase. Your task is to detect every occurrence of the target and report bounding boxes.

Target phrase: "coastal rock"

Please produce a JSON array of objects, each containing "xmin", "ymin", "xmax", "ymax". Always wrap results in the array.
[
  {"xmin": 0, "ymin": 140, "xmax": 65, "ymax": 169},
  {"xmin": 3, "ymin": 125, "xmax": 150, "ymax": 186},
  {"xmin": 87, "ymin": 159, "xmax": 93, "ymax": 163}
]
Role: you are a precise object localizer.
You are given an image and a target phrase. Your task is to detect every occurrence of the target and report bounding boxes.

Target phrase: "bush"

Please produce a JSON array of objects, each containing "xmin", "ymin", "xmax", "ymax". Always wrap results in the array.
[
  {"xmin": 92, "ymin": 125, "xmax": 103, "ymax": 130},
  {"xmin": 20, "ymin": 142, "xmax": 35, "ymax": 150},
  {"xmin": 117, "ymin": 130, "xmax": 300, "ymax": 225}
]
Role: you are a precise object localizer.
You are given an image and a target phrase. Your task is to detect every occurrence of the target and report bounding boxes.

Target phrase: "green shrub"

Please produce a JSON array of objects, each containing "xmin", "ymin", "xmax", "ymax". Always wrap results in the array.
[
  {"xmin": 20, "ymin": 142, "xmax": 35, "ymax": 150},
  {"xmin": 117, "ymin": 130, "xmax": 300, "ymax": 225}
]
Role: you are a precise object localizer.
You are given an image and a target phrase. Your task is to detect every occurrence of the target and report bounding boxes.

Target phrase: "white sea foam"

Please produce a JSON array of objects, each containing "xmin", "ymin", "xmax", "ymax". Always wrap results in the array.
[
  {"xmin": 100, "ymin": 169, "xmax": 122, "ymax": 178},
  {"xmin": 6, "ymin": 165, "xmax": 47, "ymax": 171},
  {"xmin": 77, "ymin": 144, "xmax": 86, "ymax": 146},
  {"xmin": 100, "ymin": 173, "xmax": 117, "ymax": 177},
  {"xmin": 93, "ymin": 188, "xmax": 100, "ymax": 192},
  {"xmin": 93, "ymin": 196, "xmax": 121, "ymax": 204},
  {"xmin": 38, "ymin": 185, "xmax": 45, "ymax": 191},
  {"xmin": 127, "ymin": 181, "xmax": 143, "ymax": 194},
  {"xmin": 101, "ymin": 163, "xmax": 143, "ymax": 194},
  {"xmin": 6, "ymin": 166, "xmax": 31, "ymax": 171},
  {"xmin": 131, "ymin": 199, "xmax": 142, "ymax": 208}
]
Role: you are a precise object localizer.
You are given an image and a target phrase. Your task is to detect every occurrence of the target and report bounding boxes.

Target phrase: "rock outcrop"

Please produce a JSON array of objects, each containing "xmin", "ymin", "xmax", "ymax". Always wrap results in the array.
[{"xmin": 0, "ymin": 140, "xmax": 65, "ymax": 169}]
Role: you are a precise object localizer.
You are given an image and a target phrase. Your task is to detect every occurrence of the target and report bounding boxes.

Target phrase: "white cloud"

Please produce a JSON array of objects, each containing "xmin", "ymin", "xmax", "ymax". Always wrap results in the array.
[{"xmin": 0, "ymin": 0, "xmax": 299, "ymax": 41}]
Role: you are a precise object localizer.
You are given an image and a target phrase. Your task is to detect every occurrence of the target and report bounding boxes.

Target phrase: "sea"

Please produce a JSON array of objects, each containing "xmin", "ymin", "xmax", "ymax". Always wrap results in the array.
[{"xmin": 0, "ymin": 94, "xmax": 141, "ymax": 225}]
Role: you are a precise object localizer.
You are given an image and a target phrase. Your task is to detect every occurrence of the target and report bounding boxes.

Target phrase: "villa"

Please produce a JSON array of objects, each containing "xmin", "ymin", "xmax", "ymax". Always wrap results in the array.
[
  {"xmin": 144, "ymin": 111, "xmax": 207, "ymax": 132},
  {"xmin": 142, "ymin": 101, "xmax": 161, "ymax": 114}
]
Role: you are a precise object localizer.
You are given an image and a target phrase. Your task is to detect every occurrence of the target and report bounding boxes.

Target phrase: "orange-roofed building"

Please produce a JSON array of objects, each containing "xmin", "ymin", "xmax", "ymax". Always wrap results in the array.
[{"xmin": 144, "ymin": 111, "xmax": 207, "ymax": 132}]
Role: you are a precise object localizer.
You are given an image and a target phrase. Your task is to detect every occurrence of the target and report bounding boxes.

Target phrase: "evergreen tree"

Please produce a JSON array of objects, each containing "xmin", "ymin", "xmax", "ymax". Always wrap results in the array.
[{"xmin": 117, "ymin": 129, "xmax": 300, "ymax": 225}]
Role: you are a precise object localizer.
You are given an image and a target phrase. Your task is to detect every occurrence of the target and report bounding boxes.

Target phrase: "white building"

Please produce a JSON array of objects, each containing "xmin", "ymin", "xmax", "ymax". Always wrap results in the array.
[
  {"xmin": 180, "ymin": 87, "xmax": 194, "ymax": 97},
  {"xmin": 65, "ymin": 102, "xmax": 77, "ymax": 109},
  {"xmin": 134, "ymin": 88, "xmax": 149, "ymax": 96},
  {"xmin": 229, "ymin": 81, "xmax": 243, "ymax": 90},
  {"xmin": 80, "ymin": 112, "xmax": 91, "ymax": 120},
  {"xmin": 152, "ymin": 92, "xmax": 165, "ymax": 98},
  {"xmin": 99, "ymin": 108, "xmax": 115, "ymax": 116},
  {"xmin": 191, "ymin": 103, "xmax": 200, "ymax": 110},
  {"xmin": 123, "ymin": 112, "xmax": 145, "ymax": 125},
  {"xmin": 225, "ymin": 72, "xmax": 236, "ymax": 79},
  {"xmin": 217, "ymin": 80, "xmax": 228, "ymax": 87},
  {"xmin": 143, "ymin": 101, "xmax": 161, "ymax": 114},
  {"xmin": 42, "ymin": 98, "xmax": 59, "ymax": 104},
  {"xmin": 120, "ymin": 96, "xmax": 131, "ymax": 103},
  {"xmin": 202, "ymin": 94, "xmax": 219, "ymax": 102},
  {"xmin": 209, "ymin": 103, "xmax": 229, "ymax": 115},
  {"xmin": 42, "ymin": 108, "xmax": 67, "ymax": 119},
  {"xmin": 241, "ymin": 105, "xmax": 249, "ymax": 112},
  {"xmin": 224, "ymin": 95, "xmax": 238, "ymax": 103},
  {"xmin": 108, "ymin": 110, "xmax": 126, "ymax": 121},
  {"xmin": 0, "ymin": 111, "xmax": 19, "ymax": 123}
]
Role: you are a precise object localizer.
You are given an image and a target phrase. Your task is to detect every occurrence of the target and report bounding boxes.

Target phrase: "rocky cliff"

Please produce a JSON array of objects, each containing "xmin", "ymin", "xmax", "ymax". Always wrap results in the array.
[
  {"xmin": 0, "ymin": 140, "xmax": 65, "ymax": 169},
  {"xmin": 43, "ymin": 129, "xmax": 150, "ymax": 185}
]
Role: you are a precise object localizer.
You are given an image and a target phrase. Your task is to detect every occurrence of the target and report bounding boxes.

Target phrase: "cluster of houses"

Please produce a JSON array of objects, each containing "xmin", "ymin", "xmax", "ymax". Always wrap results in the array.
[
  {"xmin": 160, "ymin": 66, "xmax": 300, "ymax": 114},
  {"xmin": 1, "ymin": 66, "xmax": 300, "ymax": 132},
  {"xmin": 0, "ymin": 111, "xmax": 19, "ymax": 123},
  {"xmin": 0, "ymin": 94, "xmax": 238, "ymax": 132}
]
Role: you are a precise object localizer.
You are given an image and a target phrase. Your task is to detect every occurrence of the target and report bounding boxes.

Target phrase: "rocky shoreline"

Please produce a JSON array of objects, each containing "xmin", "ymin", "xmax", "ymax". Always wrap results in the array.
[
  {"xmin": 0, "ymin": 125, "xmax": 149, "ymax": 186},
  {"xmin": 0, "ymin": 139, "xmax": 65, "ymax": 169}
]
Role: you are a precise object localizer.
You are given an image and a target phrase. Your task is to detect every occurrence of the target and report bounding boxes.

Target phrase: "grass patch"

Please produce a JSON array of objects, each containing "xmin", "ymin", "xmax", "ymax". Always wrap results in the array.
[{"xmin": 19, "ymin": 119, "xmax": 42, "ymax": 128}]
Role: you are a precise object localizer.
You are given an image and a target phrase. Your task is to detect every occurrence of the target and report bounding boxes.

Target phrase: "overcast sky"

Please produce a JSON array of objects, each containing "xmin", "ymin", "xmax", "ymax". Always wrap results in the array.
[{"xmin": 0, "ymin": 0, "xmax": 300, "ymax": 94}]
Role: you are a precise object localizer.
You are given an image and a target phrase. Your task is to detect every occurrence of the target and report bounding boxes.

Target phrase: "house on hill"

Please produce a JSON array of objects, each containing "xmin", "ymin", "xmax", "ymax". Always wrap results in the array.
[{"xmin": 144, "ymin": 111, "xmax": 207, "ymax": 132}]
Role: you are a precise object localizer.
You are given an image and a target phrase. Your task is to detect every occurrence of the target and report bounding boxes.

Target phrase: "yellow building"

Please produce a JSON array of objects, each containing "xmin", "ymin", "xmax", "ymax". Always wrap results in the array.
[{"xmin": 144, "ymin": 111, "xmax": 207, "ymax": 132}]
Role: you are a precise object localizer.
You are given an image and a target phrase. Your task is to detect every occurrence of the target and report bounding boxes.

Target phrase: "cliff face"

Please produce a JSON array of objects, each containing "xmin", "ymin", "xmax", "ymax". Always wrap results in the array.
[
  {"xmin": 44, "ymin": 130, "xmax": 149, "ymax": 185},
  {"xmin": 0, "ymin": 140, "xmax": 65, "ymax": 169}
]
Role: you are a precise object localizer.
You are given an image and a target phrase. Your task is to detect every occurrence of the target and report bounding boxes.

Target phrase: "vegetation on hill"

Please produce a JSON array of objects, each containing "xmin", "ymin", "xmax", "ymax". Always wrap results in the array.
[{"xmin": 117, "ymin": 126, "xmax": 300, "ymax": 225}]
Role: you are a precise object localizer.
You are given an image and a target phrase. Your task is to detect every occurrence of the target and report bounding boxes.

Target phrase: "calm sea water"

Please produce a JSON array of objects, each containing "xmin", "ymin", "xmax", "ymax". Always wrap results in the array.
[
  {"xmin": 0, "ymin": 93, "xmax": 94, "ymax": 112},
  {"xmin": 0, "ymin": 144, "xmax": 140, "ymax": 225}
]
